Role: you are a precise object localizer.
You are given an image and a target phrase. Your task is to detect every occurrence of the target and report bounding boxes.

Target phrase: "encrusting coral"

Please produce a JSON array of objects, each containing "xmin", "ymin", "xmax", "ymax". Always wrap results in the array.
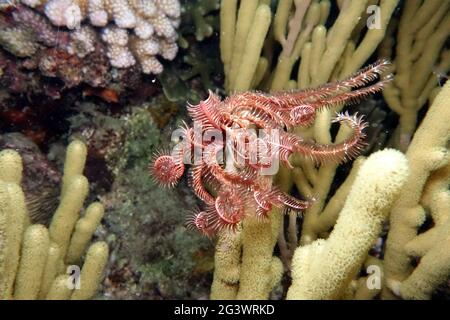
[
  {"xmin": 0, "ymin": 140, "xmax": 108, "ymax": 300},
  {"xmin": 0, "ymin": 5, "xmax": 112, "ymax": 88}
]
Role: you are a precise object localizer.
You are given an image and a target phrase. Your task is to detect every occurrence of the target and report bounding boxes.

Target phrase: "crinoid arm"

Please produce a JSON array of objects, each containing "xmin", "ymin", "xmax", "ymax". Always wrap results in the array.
[
  {"xmin": 189, "ymin": 164, "xmax": 215, "ymax": 205},
  {"xmin": 312, "ymin": 76, "xmax": 393, "ymax": 110},
  {"xmin": 275, "ymin": 112, "xmax": 368, "ymax": 165},
  {"xmin": 294, "ymin": 112, "xmax": 368, "ymax": 164},
  {"xmin": 149, "ymin": 149, "xmax": 185, "ymax": 188},
  {"xmin": 310, "ymin": 59, "xmax": 392, "ymax": 96},
  {"xmin": 187, "ymin": 90, "xmax": 224, "ymax": 130},
  {"xmin": 227, "ymin": 92, "xmax": 288, "ymax": 128},
  {"xmin": 206, "ymin": 186, "xmax": 247, "ymax": 233},
  {"xmin": 186, "ymin": 209, "xmax": 214, "ymax": 238},
  {"xmin": 272, "ymin": 59, "xmax": 392, "ymax": 108},
  {"xmin": 252, "ymin": 185, "xmax": 312, "ymax": 213},
  {"xmin": 287, "ymin": 104, "xmax": 317, "ymax": 127}
]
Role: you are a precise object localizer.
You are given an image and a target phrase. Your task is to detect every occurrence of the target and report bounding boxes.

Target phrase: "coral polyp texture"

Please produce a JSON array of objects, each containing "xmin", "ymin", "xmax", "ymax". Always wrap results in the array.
[
  {"xmin": 150, "ymin": 59, "xmax": 392, "ymax": 236},
  {"xmin": 1, "ymin": 0, "xmax": 180, "ymax": 77}
]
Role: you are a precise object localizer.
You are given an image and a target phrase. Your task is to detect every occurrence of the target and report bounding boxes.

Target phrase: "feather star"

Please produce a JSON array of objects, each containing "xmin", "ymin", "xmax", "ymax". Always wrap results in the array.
[{"xmin": 150, "ymin": 59, "xmax": 392, "ymax": 237}]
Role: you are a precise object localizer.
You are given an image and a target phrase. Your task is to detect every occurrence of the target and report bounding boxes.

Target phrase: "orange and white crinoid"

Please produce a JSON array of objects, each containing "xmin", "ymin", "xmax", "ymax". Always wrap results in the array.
[{"xmin": 150, "ymin": 59, "xmax": 392, "ymax": 236}]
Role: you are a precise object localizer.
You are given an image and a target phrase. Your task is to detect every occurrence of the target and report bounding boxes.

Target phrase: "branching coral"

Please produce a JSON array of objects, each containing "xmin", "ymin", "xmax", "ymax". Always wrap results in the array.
[
  {"xmin": 195, "ymin": 0, "xmax": 450, "ymax": 301},
  {"xmin": 383, "ymin": 79, "xmax": 450, "ymax": 300},
  {"xmin": 287, "ymin": 149, "xmax": 409, "ymax": 299},
  {"xmin": 379, "ymin": 0, "xmax": 450, "ymax": 151},
  {"xmin": 218, "ymin": 0, "xmax": 399, "ymax": 256},
  {"xmin": 0, "ymin": 140, "xmax": 108, "ymax": 300},
  {"xmin": 2, "ymin": 0, "xmax": 446, "ymax": 302},
  {"xmin": 1, "ymin": 0, "xmax": 181, "ymax": 75},
  {"xmin": 221, "ymin": 0, "xmax": 399, "ymax": 92},
  {"xmin": 210, "ymin": 1, "xmax": 400, "ymax": 299},
  {"xmin": 180, "ymin": 0, "xmax": 220, "ymax": 43}
]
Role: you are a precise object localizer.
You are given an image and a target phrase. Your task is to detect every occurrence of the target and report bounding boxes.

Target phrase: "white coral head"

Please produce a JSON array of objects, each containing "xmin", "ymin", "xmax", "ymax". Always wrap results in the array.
[
  {"xmin": 44, "ymin": 0, "xmax": 82, "ymax": 29},
  {"xmin": 102, "ymin": 27, "xmax": 129, "ymax": 46},
  {"xmin": 111, "ymin": 0, "xmax": 137, "ymax": 28},
  {"xmin": 107, "ymin": 46, "xmax": 136, "ymax": 68},
  {"xmin": 156, "ymin": 0, "xmax": 181, "ymax": 18},
  {"xmin": 141, "ymin": 56, "xmax": 163, "ymax": 74},
  {"xmin": 160, "ymin": 39, "xmax": 178, "ymax": 60},
  {"xmin": 64, "ymin": 3, "xmax": 82, "ymax": 29},
  {"xmin": 89, "ymin": 10, "xmax": 108, "ymax": 27}
]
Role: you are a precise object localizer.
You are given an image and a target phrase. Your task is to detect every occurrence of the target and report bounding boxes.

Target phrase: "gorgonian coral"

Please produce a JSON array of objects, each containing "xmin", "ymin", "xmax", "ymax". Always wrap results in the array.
[{"xmin": 150, "ymin": 59, "xmax": 392, "ymax": 236}]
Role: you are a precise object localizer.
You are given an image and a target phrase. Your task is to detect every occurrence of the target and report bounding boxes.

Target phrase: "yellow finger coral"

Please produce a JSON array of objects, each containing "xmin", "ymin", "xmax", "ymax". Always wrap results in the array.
[
  {"xmin": 66, "ymin": 202, "xmax": 105, "ymax": 265},
  {"xmin": 236, "ymin": 213, "xmax": 283, "ymax": 299},
  {"xmin": 0, "ymin": 153, "xmax": 28, "ymax": 299},
  {"xmin": 210, "ymin": 209, "xmax": 285, "ymax": 300},
  {"xmin": 287, "ymin": 149, "xmax": 409, "ymax": 299},
  {"xmin": 71, "ymin": 241, "xmax": 109, "ymax": 300},
  {"xmin": 383, "ymin": 80, "xmax": 450, "ymax": 299},
  {"xmin": 210, "ymin": 230, "xmax": 242, "ymax": 300},
  {"xmin": 380, "ymin": 0, "xmax": 450, "ymax": 150},
  {"xmin": 13, "ymin": 225, "xmax": 50, "ymax": 299},
  {"xmin": 0, "ymin": 140, "xmax": 108, "ymax": 300}
]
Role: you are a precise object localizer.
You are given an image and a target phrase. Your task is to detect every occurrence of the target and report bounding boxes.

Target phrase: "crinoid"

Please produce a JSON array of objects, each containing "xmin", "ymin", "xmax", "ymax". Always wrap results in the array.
[{"xmin": 150, "ymin": 59, "xmax": 392, "ymax": 236}]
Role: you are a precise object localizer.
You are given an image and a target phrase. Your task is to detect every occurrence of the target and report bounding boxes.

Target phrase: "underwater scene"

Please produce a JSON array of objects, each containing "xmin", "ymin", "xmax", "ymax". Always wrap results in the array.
[{"xmin": 0, "ymin": 0, "xmax": 449, "ymax": 302}]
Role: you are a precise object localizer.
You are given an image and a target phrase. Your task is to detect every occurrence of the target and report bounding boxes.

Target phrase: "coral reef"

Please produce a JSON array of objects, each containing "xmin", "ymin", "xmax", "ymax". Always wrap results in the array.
[
  {"xmin": 197, "ymin": 0, "xmax": 450, "ymax": 301},
  {"xmin": 0, "ymin": 0, "xmax": 182, "ymax": 131},
  {"xmin": 0, "ymin": 0, "xmax": 448, "ymax": 302},
  {"xmin": 0, "ymin": 0, "xmax": 220, "ymax": 149},
  {"xmin": 0, "ymin": 140, "xmax": 108, "ymax": 300},
  {"xmin": 207, "ymin": 81, "xmax": 450, "ymax": 300},
  {"xmin": 0, "ymin": 5, "xmax": 112, "ymax": 87},
  {"xmin": 202, "ymin": 0, "xmax": 400, "ymax": 300}
]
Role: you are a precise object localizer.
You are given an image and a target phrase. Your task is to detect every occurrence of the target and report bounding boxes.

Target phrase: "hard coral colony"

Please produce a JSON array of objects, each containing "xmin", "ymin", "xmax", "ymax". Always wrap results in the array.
[
  {"xmin": 150, "ymin": 59, "xmax": 392, "ymax": 236},
  {"xmin": 4, "ymin": 0, "xmax": 180, "ymax": 74}
]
